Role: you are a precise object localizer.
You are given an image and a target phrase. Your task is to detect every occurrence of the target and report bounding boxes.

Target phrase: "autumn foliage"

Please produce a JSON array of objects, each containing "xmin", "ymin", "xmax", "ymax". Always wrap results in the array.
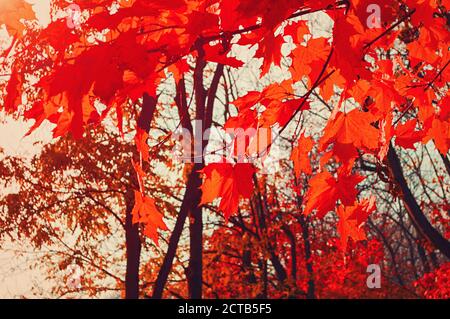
[{"xmin": 0, "ymin": 0, "xmax": 449, "ymax": 298}]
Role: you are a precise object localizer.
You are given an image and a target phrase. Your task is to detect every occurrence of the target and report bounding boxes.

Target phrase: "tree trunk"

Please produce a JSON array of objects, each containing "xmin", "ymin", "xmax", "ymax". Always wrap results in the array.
[
  {"xmin": 124, "ymin": 188, "xmax": 142, "ymax": 299},
  {"xmin": 439, "ymin": 151, "xmax": 450, "ymax": 177},
  {"xmin": 187, "ymin": 170, "xmax": 204, "ymax": 298},
  {"xmin": 368, "ymin": 219, "xmax": 404, "ymax": 286},
  {"xmin": 152, "ymin": 57, "xmax": 222, "ymax": 298},
  {"xmin": 386, "ymin": 144, "xmax": 450, "ymax": 259},
  {"xmin": 242, "ymin": 239, "xmax": 257, "ymax": 284},
  {"xmin": 152, "ymin": 163, "xmax": 203, "ymax": 298},
  {"xmin": 137, "ymin": 93, "xmax": 157, "ymax": 132},
  {"xmin": 417, "ymin": 243, "xmax": 431, "ymax": 274},
  {"xmin": 282, "ymin": 225, "xmax": 297, "ymax": 281},
  {"xmin": 254, "ymin": 175, "xmax": 288, "ymax": 283},
  {"xmin": 293, "ymin": 176, "xmax": 315, "ymax": 299},
  {"xmin": 122, "ymin": 92, "xmax": 156, "ymax": 299},
  {"xmin": 298, "ymin": 215, "xmax": 315, "ymax": 299},
  {"xmin": 185, "ymin": 43, "xmax": 208, "ymax": 299}
]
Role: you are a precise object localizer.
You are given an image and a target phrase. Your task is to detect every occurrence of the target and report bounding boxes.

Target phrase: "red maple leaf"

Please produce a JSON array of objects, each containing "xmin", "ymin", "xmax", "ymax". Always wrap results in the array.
[
  {"xmin": 337, "ymin": 204, "xmax": 367, "ymax": 251},
  {"xmin": 320, "ymin": 109, "xmax": 380, "ymax": 151},
  {"xmin": 132, "ymin": 191, "xmax": 168, "ymax": 245},
  {"xmin": 394, "ymin": 119, "xmax": 425, "ymax": 150},
  {"xmin": 200, "ymin": 162, "xmax": 255, "ymax": 220},
  {"xmin": 303, "ymin": 169, "xmax": 365, "ymax": 218},
  {"xmin": 290, "ymin": 134, "xmax": 314, "ymax": 177}
]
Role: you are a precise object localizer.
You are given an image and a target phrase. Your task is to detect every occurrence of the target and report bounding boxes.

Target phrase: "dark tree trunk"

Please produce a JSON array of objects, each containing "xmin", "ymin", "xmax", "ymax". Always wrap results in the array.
[
  {"xmin": 282, "ymin": 225, "xmax": 297, "ymax": 282},
  {"xmin": 417, "ymin": 243, "xmax": 431, "ymax": 274},
  {"xmin": 293, "ymin": 176, "xmax": 315, "ymax": 299},
  {"xmin": 185, "ymin": 43, "xmax": 208, "ymax": 299},
  {"xmin": 124, "ymin": 188, "xmax": 142, "ymax": 299},
  {"xmin": 387, "ymin": 144, "xmax": 450, "ymax": 259},
  {"xmin": 152, "ymin": 52, "xmax": 223, "ymax": 298},
  {"xmin": 152, "ymin": 163, "xmax": 203, "ymax": 298},
  {"xmin": 187, "ymin": 170, "xmax": 204, "ymax": 298},
  {"xmin": 368, "ymin": 219, "xmax": 404, "ymax": 286},
  {"xmin": 438, "ymin": 151, "xmax": 450, "ymax": 177},
  {"xmin": 137, "ymin": 93, "xmax": 157, "ymax": 132},
  {"xmin": 254, "ymin": 175, "xmax": 288, "ymax": 283},
  {"xmin": 242, "ymin": 240, "xmax": 257, "ymax": 284},
  {"xmin": 122, "ymin": 93, "xmax": 156, "ymax": 299},
  {"xmin": 298, "ymin": 215, "xmax": 315, "ymax": 299},
  {"xmin": 260, "ymin": 259, "xmax": 268, "ymax": 299}
]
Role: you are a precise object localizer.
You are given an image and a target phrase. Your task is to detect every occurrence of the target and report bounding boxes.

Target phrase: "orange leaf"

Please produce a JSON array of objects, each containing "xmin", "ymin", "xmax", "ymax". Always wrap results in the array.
[
  {"xmin": 132, "ymin": 191, "xmax": 168, "ymax": 245},
  {"xmin": 304, "ymin": 169, "xmax": 365, "ymax": 218},
  {"xmin": 290, "ymin": 134, "xmax": 314, "ymax": 177},
  {"xmin": 394, "ymin": 119, "xmax": 425, "ymax": 150},
  {"xmin": 337, "ymin": 204, "xmax": 367, "ymax": 251},
  {"xmin": 200, "ymin": 162, "xmax": 255, "ymax": 220},
  {"xmin": 0, "ymin": 0, "xmax": 35, "ymax": 36},
  {"xmin": 135, "ymin": 129, "xmax": 150, "ymax": 162},
  {"xmin": 320, "ymin": 109, "xmax": 380, "ymax": 151}
]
